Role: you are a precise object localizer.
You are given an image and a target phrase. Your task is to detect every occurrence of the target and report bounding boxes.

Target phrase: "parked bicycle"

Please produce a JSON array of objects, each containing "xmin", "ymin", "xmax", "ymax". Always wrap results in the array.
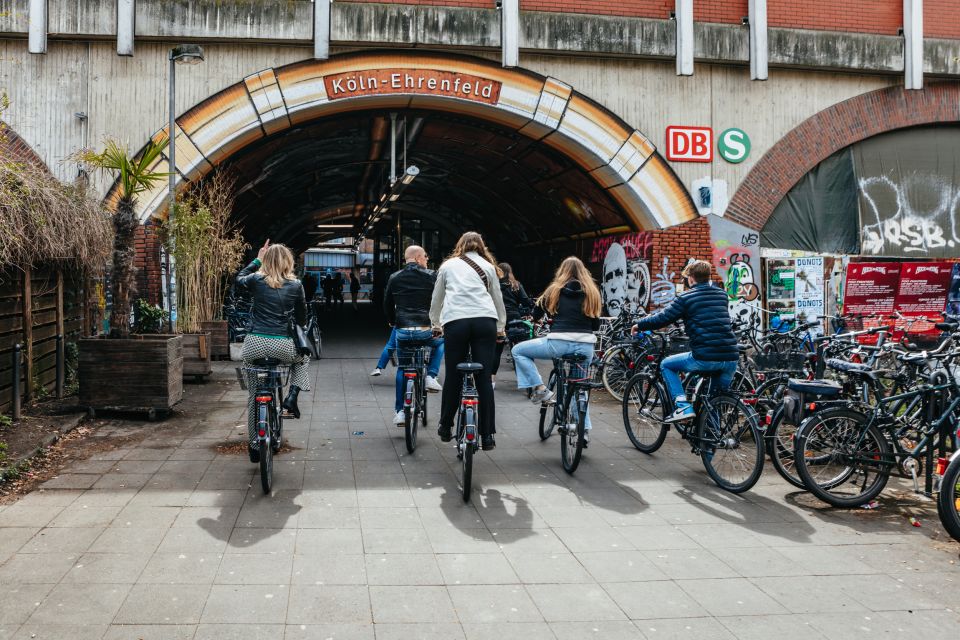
[{"xmin": 244, "ymin": 358, "xmax": 289, "ymax": 494}]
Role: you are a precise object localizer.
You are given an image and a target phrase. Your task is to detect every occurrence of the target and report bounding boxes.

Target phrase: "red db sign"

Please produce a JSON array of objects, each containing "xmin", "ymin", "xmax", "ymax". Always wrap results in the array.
[{"xmin": 666, "ymin": 126, "xmax": 713, "ymax": 162}]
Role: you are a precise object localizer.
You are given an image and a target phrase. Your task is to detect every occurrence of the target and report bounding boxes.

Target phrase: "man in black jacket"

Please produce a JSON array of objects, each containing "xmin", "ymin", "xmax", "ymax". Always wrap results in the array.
[
  {"xmin": 383, "ymin": 245, "xmax": 445, "ymax": 425},
  {"xmin": 632, "ymin": 260, "xmax": 738, "ymax": 423}
]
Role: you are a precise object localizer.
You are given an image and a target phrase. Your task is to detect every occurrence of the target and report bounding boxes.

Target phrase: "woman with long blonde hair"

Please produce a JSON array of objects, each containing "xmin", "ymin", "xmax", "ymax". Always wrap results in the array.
[
  {"xmin": 236, "ymin": 240, "xmax": 311, "ymax": 463},
  {"xmin": 429, "ymin": 231, "xmax": 507, "ymax": 450},
  {"xmin": 511, "ymin": 256, "xmax": 601, "ymax": 440}
]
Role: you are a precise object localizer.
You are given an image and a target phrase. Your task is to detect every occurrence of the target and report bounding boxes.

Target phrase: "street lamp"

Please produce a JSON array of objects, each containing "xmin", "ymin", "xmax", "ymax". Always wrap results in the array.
[{"xmin": 166, "ymin": 44, "xmax": 204, "ymax": 331}]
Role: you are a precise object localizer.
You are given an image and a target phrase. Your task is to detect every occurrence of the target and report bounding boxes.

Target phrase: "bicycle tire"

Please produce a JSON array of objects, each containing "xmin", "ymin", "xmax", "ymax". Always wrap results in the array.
[
  {"xmin": 621, "ymin": 374, "xmax": 668, "ymax": 453},
  {"xmin": 259, "ymin": 404, "xmax": 273, "ymax": 495},
  {"xmin": 601, "ymin": 346, "xmax": 632, "ymax": 401},
  {"xmin": 697, "ymin": 392, "xmax": 764, "ymax": 493},
  {"xmin": 794, "ymin": 408, "xmax": 890, "ymax": 508},
  {"xmin": 405, "ymin": 380, "xmax": 419, "ymax": 454},
  {"xmin": 538, "ymin": 370, "xmax": 558, "ymax": 440},
  {"xmin": 764, "ymin": 407, "xmax": 806, "ymax": 489},
  {"xmin": 461, "ymin": 407, "xmax": 475, "ymax": 502},
  {"xmin": 272, "ymin": 389, "xmax": 283, "ymax": 453},
  {"xmin": 560, "ymin": 389, "xmax": 586, "ymax": 474},
  {"xmin": 937, "ymin": 455, "xmax": 960, "ymax": 542}
]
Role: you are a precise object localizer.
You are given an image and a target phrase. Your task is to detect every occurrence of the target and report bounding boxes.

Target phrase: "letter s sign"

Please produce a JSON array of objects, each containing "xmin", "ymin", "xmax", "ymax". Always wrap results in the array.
[{"xmin": 718, "ymin": 128, "xmax": 751, "ymax": 164}]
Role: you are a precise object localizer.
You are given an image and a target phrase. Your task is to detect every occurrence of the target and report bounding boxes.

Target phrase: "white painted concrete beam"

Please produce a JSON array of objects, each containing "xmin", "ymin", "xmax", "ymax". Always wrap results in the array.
[
  {"xmin": 904, "ymin": 0, "xmax": 923, "ymax": 89},
  {"xmin": 314, "ymin": 0, "xmax": 331, "ymax": 60},
  {"xmin": 675, "ymin": 0, "xmax": 693, "ymax": 76},
  {"xmin": 749, "ymin": 0, "xmax": 768, "ymax": 80},
  {"xmin": 118, "ymin": 0, "xmax": 135, "ymax": 56},
  {"xmin": 501, "ymin": 0, "xmax": 519, "ymax": 68},
  {"xmin": 28, "ymin": 0, "xmax": 47, "ymax": 54}
]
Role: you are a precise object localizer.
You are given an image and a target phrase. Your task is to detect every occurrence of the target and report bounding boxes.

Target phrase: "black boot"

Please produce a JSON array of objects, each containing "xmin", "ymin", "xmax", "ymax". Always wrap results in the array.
[
  {"xmin": 481, "ymin": 434, "xmax": 496, "ymax": 451},
  {"xmin": 282, "ymin": 386, "xmax": 301, "ymax": 419},
  {"xmin": 437, "ymin": 424, "xmax": 452, "ymax": 442},
  {"xmin": 248, "ymin": 444, "xmax": 260, "ymax": 463}
]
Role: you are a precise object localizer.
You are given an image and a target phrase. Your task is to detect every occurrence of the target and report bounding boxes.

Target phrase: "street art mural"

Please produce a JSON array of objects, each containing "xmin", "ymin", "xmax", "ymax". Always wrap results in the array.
[
  {"xmin": 590, "ymin": 232, "xmax": 653, "ymax": 316},
  {"xmin": 859, "ymin": 174, "xmax": 960, "ymax": 258},
  {"xmin": 708, "ymin": 216, "xmax": 761, "ymax": 324}
]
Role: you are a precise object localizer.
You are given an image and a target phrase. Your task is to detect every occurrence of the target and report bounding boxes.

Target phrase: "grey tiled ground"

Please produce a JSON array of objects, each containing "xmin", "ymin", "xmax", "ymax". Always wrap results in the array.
[{"xmin": 1, "ymin": 307, "xmax": 959, "ymax": 639}]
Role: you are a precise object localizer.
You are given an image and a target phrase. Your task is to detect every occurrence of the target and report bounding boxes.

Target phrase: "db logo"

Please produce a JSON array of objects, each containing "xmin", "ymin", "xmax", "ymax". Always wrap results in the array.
[{"xmin": 666, "ymin": 126, "xmax": 713, "ymax": 163}]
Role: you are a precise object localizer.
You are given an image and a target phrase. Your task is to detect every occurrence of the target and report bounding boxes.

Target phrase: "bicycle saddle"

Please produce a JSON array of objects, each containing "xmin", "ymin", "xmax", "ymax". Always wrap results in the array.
[
  {"xmin": 250, "ymin": 357, "xmax": 284, "ymax": 366},
  {"xmin": 457, "ymin": 362, "xmax": 484, "ymax": 373},
  {"xmin": 787, "ymin": 378, "xmax": 842, "ymax": 396}
]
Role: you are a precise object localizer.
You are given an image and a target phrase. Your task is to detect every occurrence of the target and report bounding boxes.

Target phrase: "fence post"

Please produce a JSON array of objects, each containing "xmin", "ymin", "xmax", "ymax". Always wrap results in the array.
[
  {"xmin": 12, "ymin": 344, "xmax": 21, "ymax": 421},
  {"xmin": 56, "ymin": 334, "xmax": 65, "ymax": 399},
  {"xmin": 22, "ymin": 266, "xmax": 33, "ymax": 401}
]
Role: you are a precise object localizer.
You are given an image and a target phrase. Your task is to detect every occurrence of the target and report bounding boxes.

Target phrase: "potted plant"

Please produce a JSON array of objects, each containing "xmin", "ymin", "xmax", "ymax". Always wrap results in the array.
[
  {"xmin": 74, "ymin": 139, "xmax": 184, "ymax": 418},
  {"xmin": 164, "ymin": 172, "xmax": 246, "ymax": 375}
]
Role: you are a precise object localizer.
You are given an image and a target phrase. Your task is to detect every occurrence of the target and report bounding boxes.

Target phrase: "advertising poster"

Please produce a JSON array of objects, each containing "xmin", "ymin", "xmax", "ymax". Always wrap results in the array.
[
  {"xmin": 794, "ymin": 257, "xmax": 825, "ymax": 332},
  {"xmin": 766, "ymin": 259, "xmax": 795, "ymax": 330},
  {"xmin": 894, "ymin": 262, "xmax": 953, "ymax": 336},
  {"xmin": 947, "ymin": 263, "xmax": 960, "ymax": 317},
  {"xmin": 843, "ymin": 262, "xmax": 899, "ymax": 317}
]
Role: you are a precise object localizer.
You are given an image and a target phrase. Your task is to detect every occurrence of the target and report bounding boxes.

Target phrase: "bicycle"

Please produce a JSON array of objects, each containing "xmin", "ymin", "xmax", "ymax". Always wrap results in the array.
[
  {"xmin": 243, "ymin": 358, "xmax": 289, "ymax": 494},
  {"xmin": 397, "ymin": 340, "xmax": 431, "ymax": 453},
  {"xmin": 937, "ymin": 428, "xmax": 960, "ymax": 541},
  {"xmin": 454, "ymin": 359, "xmax": 483, "ymax": 502},
  {"xmin": 539, "ymin": 354, "xmax": 601, "ymax": 474}
]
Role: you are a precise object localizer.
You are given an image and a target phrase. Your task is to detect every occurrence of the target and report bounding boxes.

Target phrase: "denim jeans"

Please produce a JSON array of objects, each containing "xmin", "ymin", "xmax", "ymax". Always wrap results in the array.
[
  {"xmin": 661, "ymin": 352, "xmax": 737, "ymax": 406},
  {"xmin": 377, "ymin": 328, "xmax": 398, "ymax": 369},
  {"xmin": 511, "ymin": 337, "xmax": 594, "ymax": 428},
  {"xmin": 394, "ymin": 329, "xmax": 445, "ymax": 412}
]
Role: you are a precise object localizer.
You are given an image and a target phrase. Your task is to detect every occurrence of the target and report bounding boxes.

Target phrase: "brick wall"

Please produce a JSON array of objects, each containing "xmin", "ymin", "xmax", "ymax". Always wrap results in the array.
[
  {"xmin": 924, "ymin": 0, "xmax": 960, "ymax": 39},
  {"xmin": 0, "ymin": 120, "xmax": 48, "ymax": 170},
  {"xmin": 134, "ymin": 222, "xmax": 163, "ymax": 306},
  {"xmin": 768, "ymin": 0, "xmax": 902, "ymax": 36},
  {"xmin": 651, "ymin": 216, "xmax": 715, "ymax": 296}
]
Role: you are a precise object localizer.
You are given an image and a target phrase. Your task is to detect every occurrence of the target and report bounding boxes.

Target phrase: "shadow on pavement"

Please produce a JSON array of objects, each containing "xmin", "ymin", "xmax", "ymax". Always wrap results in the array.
[{"xmin": 675, "ymin": 485, "xmax": 816, "ymax": 544}]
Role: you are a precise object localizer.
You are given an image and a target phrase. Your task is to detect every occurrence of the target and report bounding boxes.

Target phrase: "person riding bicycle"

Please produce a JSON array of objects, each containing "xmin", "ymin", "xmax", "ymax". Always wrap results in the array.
[
  {"xmin": 236, "ymin": 241, "xmax": 311, "ymax": 462},
  {"xmin": 511, "ymin": 257, "xmax": 602, "ymax": 441},
  {"xmin": 491, "ymin": 262, "xmax": 534, "ymax": 388},
  {"xmin": 430, "ymin": 232, "xmax": 506, "ymax": 451},
  {"xmin": 631, "ymin": 259, "xmax": 738, "ymax": 423},
  {"xmin": 383, "ymin": 245, "xmax": 445, "ymax": 425}
]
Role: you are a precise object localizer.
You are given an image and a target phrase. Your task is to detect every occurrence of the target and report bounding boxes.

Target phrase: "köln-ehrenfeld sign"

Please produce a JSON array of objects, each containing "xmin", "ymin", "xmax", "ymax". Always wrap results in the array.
[{"xmin": 324, "ymin": 69, "xmax": 502, "ymax": 104}]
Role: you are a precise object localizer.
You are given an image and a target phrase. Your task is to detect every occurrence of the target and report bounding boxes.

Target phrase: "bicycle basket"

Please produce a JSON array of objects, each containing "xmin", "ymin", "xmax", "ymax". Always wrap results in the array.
[
  {"xmin": 663, "ymin": 337, "xmax": 691, "ymax": 356},
  {"xmin": 753, "ymin": 351, "xmax": 807, "ymax": 373},
  {"xmin": 396, "ymin": 345, "xmax": 427, "ymax": 369}
]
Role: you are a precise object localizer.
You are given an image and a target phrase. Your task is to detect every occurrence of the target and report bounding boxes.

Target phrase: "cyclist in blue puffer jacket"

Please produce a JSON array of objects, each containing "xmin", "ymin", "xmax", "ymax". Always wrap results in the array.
[{"xmin": 631, "ymin": 259, "xmax": 738, "ymax": 423}]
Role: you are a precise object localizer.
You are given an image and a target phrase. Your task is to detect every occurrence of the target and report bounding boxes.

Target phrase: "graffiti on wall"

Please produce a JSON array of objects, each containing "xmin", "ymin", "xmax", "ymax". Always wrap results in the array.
[
  {"xmin": 859, "ymin": 174, "xmax": 960, "ymax": 258},
  {"xmin": 708, "ymin": 216, "xmax": 761, "ymax": 323},
  {"xmin": 590, "ymin": 232, "xmax": 653, "ymax": 316}
]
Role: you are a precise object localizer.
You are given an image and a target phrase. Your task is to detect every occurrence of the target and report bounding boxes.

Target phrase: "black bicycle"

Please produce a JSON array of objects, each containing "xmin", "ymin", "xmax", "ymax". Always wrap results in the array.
[
  {"xmin": 244, "ymin": 358, "xmax": 288, "ymax": 494},
  {"xmin": 397, "ymin": 340, "xmax": 430, "ymax": 453},
  {"xmin": 538, "ymin": 354, "xmax": 601, "ymax": 474},
  {"xmin": 454, "ymin": 360, "xmax": 483, "ymax": 502}
]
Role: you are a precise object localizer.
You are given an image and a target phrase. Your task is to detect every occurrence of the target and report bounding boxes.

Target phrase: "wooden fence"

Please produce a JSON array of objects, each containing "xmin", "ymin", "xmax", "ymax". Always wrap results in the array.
[{"xmin": 0, "ymin": 266, "xmax": 90, "ymax": 413}]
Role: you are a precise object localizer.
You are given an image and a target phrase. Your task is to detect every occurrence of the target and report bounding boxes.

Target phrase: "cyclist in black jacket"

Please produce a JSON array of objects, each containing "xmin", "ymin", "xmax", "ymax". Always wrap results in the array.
[
  {"xmin": 631, "ymin": 260, "xmax": 738, "ymax": 423},
  {"xmin": 492, "ymin": 262, "xmax": 533, "ymax": 387}
]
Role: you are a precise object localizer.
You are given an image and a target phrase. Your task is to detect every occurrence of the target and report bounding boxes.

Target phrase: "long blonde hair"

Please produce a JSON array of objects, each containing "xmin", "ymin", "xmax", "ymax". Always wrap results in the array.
[
  {"xmin": 260, "ymin": 244, "xmax": 296, "ymax": 289},
  {"xmin": 538, "ymin": 256, "xmax": 602, "ymax": 317},
  {"xmin": 448, "ymin": 231, "xmax": 502, "ymax": 277}
]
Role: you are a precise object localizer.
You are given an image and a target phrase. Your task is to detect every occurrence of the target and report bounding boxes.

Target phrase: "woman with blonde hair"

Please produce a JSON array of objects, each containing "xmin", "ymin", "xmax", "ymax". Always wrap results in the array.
[
  {"xmin": 429, "ymin": 231, "xmax": 507, "ymax": 450},
  {"xmin": 236, "ymin": 240, "xmax": 311, "ymax": 463},
  {"xmin": 512, "ymin": 257, "xmax": 601, "ymax": 439}
]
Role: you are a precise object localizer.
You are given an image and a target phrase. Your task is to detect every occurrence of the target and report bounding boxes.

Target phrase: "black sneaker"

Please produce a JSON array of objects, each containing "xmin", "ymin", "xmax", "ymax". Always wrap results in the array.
[
  {"xmin": 481, "ymin": 435, "xmax": 496, "ymax": 451},
  {"xmin": 248, "ymin": 445, "xmax": 260, "ymax": 463},
  {"xmin": 437, "ymin": 425, "xmax": 452, "ymax": 442}
]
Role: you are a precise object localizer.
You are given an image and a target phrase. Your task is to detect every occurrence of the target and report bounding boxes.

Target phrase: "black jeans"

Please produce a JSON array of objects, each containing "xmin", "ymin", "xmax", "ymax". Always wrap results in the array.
[
  {"xmin": 492, "ymin": 340, "xmax": 506, "ymax": 376},
  {"xmin": 440, "ymin": 317, "xmax": 497, "ymax": 437}
]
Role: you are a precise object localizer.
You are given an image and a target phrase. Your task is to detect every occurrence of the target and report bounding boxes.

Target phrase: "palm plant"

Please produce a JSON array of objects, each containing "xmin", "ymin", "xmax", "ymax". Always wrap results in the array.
[{"xmin": 77, "ymin": 138, "xmax": 168, "ymax": 337}]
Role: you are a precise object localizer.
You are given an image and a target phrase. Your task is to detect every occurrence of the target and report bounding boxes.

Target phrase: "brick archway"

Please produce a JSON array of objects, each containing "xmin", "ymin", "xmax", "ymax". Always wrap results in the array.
[
  {"xmin": 0, "ymin": 121, "xmax": 50, "ymax": 171},
  {"xmin": 725, "ymin": 83, "xmax": 960, "ymax": 231}
]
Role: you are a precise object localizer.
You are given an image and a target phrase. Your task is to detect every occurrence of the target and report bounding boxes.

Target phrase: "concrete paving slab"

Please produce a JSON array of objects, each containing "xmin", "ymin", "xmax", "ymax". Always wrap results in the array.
[
  {"xmin": 26, "ymin": 582, "xmax": 131, "ymax": 625},
  {"xmin": 114, "ymin": 583, "xmax": 211, "ymax": 624}
]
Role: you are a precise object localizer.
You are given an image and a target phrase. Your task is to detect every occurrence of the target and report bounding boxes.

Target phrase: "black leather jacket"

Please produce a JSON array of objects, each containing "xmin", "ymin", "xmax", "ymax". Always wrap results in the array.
[
  {"xmin": 500, "ymin": 278, "xmax": 533, "ymax": 321},
  {"xmin": 384, "ymin": 262, "xmax": 436, "ymax": 328},
  {"xmin": 236, "ymin": 260, "xmax": 307, "ymax": 337}
]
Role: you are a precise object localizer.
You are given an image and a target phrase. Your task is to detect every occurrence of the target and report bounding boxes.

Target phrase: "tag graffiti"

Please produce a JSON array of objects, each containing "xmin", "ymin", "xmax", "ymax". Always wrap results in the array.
[{"xmin": 860, "ymin": 174, "xmax": 960, "ymax": 256}]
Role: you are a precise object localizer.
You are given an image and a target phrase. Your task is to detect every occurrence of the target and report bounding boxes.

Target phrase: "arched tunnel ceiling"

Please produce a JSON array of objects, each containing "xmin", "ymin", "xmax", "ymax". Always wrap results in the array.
[{"xmin": 225, "ymin": 109, "xmax": 631, "ymax": 255}]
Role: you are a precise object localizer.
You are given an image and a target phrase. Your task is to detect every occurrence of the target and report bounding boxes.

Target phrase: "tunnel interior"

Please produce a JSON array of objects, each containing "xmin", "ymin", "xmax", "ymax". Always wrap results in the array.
[{"xmin": 221, "ymin": 108, "xmax": 635, "ymax": 295}]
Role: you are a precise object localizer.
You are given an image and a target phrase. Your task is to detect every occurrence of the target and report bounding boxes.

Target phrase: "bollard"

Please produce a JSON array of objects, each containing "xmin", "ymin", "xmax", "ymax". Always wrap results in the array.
[
  {"xmin": 11, "ymin": 343, "xmax": 21, "ymax": 421},
  {"xmin": 55, "ymin": 334, "xmax": 64, "ymax": 399}
]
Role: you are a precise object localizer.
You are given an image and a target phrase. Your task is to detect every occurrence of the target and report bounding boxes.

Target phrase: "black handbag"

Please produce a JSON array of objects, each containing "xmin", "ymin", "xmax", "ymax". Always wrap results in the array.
[{"xmin": 277, "ymin": 289, "xmax": 318, "ymax": 359}]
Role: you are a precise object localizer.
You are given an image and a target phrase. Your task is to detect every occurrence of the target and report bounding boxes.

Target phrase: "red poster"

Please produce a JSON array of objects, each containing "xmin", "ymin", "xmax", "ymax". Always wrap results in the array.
[
  {"xmin": 893, "ymin": 262, "xmax": 953, "ymax": 335},
  {"xmin": 843, "ymin": 263, "xmax": 899, "ymax": 316}
]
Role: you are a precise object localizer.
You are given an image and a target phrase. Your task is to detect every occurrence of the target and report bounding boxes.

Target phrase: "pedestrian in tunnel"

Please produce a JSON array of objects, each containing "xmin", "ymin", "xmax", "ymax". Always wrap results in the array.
[
  {"xmin": 334, "ymin": 271, "xmax": 345, "ymax": 306},
  {"xmin": 236, "ymin": 240, "xmax": 311, "ymax": 463},
  {"xmin": 430, "ymin": 232, "xmax": 507, "ymax": 451},
  {"xmin": 491, "ymin": 262, "xmax": 534, "ymax": 389},
  {"xmin": 350, "ymin": 270, "xmax": 361, "ymax": 310},
  {"xmin": 512, "ymin": 256, "xmax": 601, "ymax": 442},
  {"xmin": 384, "ymin": 245, "xmax": 445, "ymax": 425}
]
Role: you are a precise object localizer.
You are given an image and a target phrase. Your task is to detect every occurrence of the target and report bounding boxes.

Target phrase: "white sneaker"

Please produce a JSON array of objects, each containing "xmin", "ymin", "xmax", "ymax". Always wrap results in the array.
[
  {"xmin": 425, "ymin": 376, "xmax": 443, "ymax": 393},
  {"xmin": 393, "ymin": 410, "xmax": 406, "ymax": 425},
  {"xmin": 530, "ymin": 387, "xmax": 555, "ymax": 405},
  {"xmin": 370, "ymin": 368, "xmax": 382, "ymax": 377}
]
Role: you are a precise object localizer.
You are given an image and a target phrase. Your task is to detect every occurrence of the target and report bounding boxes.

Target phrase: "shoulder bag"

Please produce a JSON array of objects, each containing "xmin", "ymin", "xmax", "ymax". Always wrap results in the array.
[
  {"xmin": 276, "ymin": 287, "xmax": 319, "ymax": 359},
  {"xmin": 459, "ymin": 255, "xmax": 489, "ymax": 289}
]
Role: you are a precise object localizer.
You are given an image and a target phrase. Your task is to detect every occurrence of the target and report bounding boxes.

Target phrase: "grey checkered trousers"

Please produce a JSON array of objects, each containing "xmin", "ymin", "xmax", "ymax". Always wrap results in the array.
[{"xmin": 242, "ymin": 334, "xmax": 311, "ymax": 446}]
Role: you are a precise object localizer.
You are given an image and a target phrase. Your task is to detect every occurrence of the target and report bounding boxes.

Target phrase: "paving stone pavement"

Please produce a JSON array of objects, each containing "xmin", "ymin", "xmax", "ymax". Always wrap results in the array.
[{"xmin": 1, "ymin": 307, "xmax": 958, "ymax": 639}]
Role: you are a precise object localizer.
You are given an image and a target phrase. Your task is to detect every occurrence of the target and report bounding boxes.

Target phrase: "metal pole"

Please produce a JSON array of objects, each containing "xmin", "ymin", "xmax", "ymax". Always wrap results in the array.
[
  {"xmin": 389, "ymin": 113, "xmax": 397, "ymax": 185},
  {"xmin": 167, "ymin": 54, "xmax": 176, "ymax": 333},
  {"xmin": 55, "ymin": 334, "xmax": 64, "ymax": 399},
  {"xmin": 12, "ymin": 344, "xmax": 21, "ymax": 421}
]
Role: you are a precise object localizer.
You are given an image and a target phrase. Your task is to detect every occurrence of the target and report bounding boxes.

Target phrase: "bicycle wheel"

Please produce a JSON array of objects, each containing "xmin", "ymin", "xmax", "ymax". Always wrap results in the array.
[
  {"xmin": 560, "ymin": 388, "xmax": 586, "ymax": 474},
  {"xmin": 404, "ymin": 379, "xmax": 419, "ymax": 454},
  {"xmin": 601, "ymin": 346, "xmax": 632, "ymax": 401},
  {"xmin": 937, "ymin": 455, "xmax": 960, "ymax": 542},
  {"xmin": 538, "ymin": 369, "xmax": 558, "ymax": 440},
  {"xmin": 622, "ymin": 374, "xmax": 669, "ymax": 453},
  {"xmin": 794, "ymin": 408, "xmax": 891, "ymax": 508},
  {"xmin": 259, "ymin": 404, "xmax": 273, "ymax": 494},
  {"xmin": 765, "ymin": 407, "xmax": 806, "ymax": 489},
  {"xmin": 272, "ymin": 388, "xmax": 283, "ymax": 453},
  {"xmin": 697, "ymin": 392, "xmax": 764, "ymax": 493},
  {"xmin": 460, "ymin": 408, "xmax": 475, "ymax": 502},
  {"xmin": 754, "ymin": 375, "xmax": 788, "ymax": 418}
]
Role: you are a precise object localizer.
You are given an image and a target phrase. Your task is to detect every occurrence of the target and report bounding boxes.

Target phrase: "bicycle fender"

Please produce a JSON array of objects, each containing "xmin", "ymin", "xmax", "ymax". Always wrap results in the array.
[{"xmin": 951, "ymin": 448, "xmax": 960, "ymax": 463}]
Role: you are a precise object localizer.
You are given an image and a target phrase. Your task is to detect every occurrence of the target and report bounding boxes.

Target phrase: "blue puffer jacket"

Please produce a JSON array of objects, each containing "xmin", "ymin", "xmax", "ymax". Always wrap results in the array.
[{"xmin": 633, "ymin": 282, "xmax": 738, "ymax": 361}]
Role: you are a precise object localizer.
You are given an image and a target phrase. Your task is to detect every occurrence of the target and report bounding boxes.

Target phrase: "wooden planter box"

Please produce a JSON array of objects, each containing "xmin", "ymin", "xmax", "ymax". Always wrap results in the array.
[
  {"xmin": 78, "ymin": 335, "xmax": 183, "ymax": 419},
  {"xmin": 182, "ymin": 332, "xmax": 213, "ymax": 380},
  {"xmin": 200, "ymin": 320, "xmax": 229, "ymax": 360}
]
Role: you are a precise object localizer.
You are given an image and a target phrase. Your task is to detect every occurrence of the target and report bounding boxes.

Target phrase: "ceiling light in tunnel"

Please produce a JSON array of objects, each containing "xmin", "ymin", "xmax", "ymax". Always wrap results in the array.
[
  {"xmin": 389, "ymin": 194, "xmax": 400, "ymax": 202},
  {"xmin": 316, "ymin": 224, "xmax": 353, "ymax": 229},
  {"xmin": 401, "ymin": 165, "xmax": 420, "ymax": 185}
]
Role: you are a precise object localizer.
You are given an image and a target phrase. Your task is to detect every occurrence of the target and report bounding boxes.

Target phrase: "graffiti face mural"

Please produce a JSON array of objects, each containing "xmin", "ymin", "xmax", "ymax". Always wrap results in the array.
[
  {"xmin": 625, "ymin": 259, "xmax": 651, "ymax": 313},
  {"xmin": 592, "ymin": 232, "xmax": 653, "ymax": 316},
  {"xmin": 602, "ymin": 243, "xmax": 628, "ymax": 316}
]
